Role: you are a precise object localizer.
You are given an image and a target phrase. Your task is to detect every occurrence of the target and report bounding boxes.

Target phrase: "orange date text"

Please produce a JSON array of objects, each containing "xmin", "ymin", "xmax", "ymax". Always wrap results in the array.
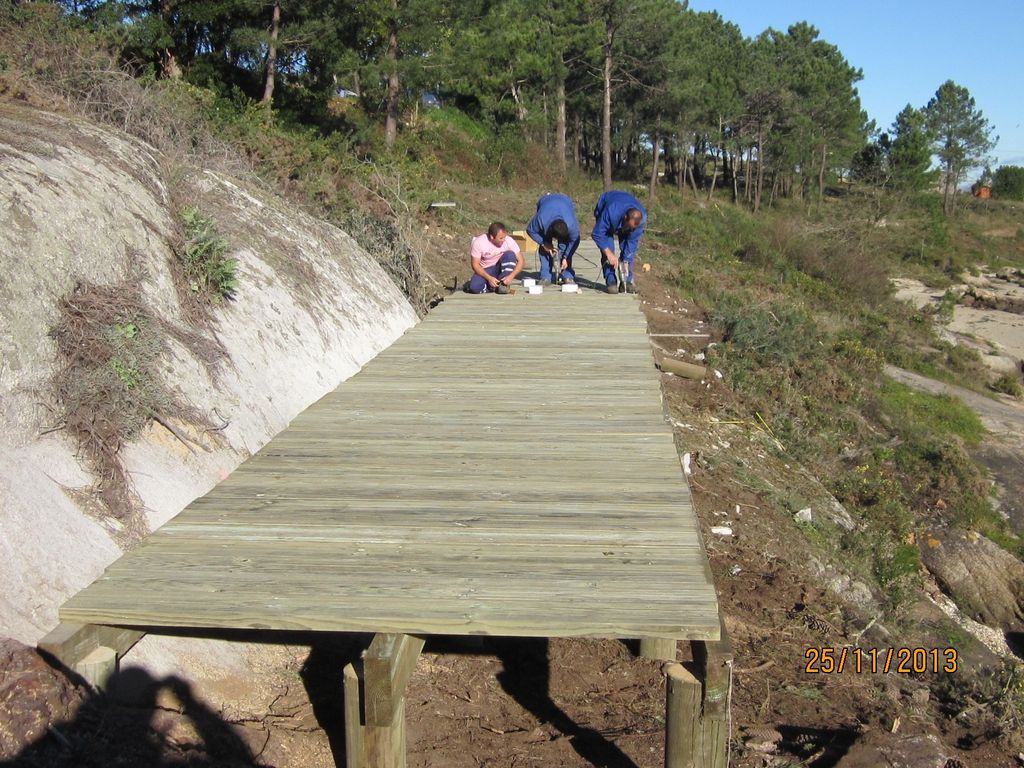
[{"xmin": 803, "ymin": 647, "xmax": 958, "ymax": 674}]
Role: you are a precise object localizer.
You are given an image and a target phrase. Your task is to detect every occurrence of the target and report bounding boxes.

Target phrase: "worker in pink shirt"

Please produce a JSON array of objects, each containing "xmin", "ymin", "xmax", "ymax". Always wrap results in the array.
[{"xmin": 467, "ymin": 221, "xmax": 524, "ymax": 294}]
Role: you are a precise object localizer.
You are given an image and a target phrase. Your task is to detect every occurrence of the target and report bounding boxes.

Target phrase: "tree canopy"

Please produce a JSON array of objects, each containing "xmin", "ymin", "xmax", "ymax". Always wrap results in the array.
[
  {"xmin": 992, "ymin": 165, "xmax": 1024, "ymax": 201},
  {"xmin": 45, "ymin": 0, "xmax": 998, "ymax": 213}
]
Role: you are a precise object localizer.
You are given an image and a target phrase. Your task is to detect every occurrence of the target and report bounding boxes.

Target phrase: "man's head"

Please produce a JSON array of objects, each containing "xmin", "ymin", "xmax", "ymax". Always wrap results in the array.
[
  {"xmin": 546, "ymin": 219, "xmax": 570, "ymax": 244},
  {"xmin": 486, "ymin": 221, "xmax": 508, "ymax": 247},
  {"xmin": 622, "ymin": 208, "xmax": 643, "ymax": 232}
]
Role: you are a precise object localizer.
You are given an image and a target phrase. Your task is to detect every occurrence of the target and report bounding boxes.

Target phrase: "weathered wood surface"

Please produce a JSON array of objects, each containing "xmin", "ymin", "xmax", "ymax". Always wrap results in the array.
[
  {"xmin": 60, "ymin": 291, "xmax": 719, "ymax": 640},
  {"xmin": 37, "ymin": 622, "xmax": 144, "ymax": 668}
]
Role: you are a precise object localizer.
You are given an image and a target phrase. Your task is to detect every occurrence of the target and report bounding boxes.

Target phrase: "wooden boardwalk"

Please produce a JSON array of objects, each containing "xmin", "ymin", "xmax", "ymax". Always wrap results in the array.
[{"xmin": 60, "ymin": 289, "xmax": 719, "ymax": 642}]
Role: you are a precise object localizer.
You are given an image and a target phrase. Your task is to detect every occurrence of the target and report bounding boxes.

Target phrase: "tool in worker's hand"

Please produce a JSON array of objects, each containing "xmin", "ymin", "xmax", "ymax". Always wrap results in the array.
[
  {"xmin": 546, "ymin": 244, "xmax": 561, "ymax": 284},
  {"xmin": 615, "ymin": 260, "xmax": 627, "ymax": 293}
]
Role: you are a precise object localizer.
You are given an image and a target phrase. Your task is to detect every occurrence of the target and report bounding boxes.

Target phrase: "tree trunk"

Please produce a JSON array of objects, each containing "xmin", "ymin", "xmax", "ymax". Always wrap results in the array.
[
  {"xmin": 542, "ymin": 88, "xmax": 549, "ymax": 146},
  {"xmin": 817, "ymin": 141, "xmax": 827, "ymax": 206},
  {"xmin": 754, "ymin": 132, "xmax": 765, "ymax": 213},
  {"xmin": 743, "ymin": 146, "xmax": 751, "ymax": 203},
  {"xmin": 261, "ymin": 0, "xmax": 281, "ymax": 104},
  {"xmin": 582, "ymin": 123, "xmax": 590, "ymax": 171},
  {"xmin": 159, "ymin": 0, "xmax": 180, "ymax": 79},
  {"xmin": 676, "ymin": 137, "xmax": 684, "ymax": 192},
  {"xmin": 510, "ymin": 78, "xmax": 528, "ymax": 123},
  {"xmin": 383, "ymin": 0, "xmax": 400, "ymax": 148},
  {"xmin": 730, "ymin": 149, "xmax": 739, "ymax": 204},
  {"xmin": 601, "ymin": 24, "xmax": 614, "ymax": 191},
  {"xmin": 573, "ymin": 112, "xmax": 582, "ymax": 168},
  {"xmin": 942, "ymin": 165, "xmax": 955, "ymax": 215},
  {"xmin": 648, "ymin": 130, "xmax": 660, "ymax": 201},
  {"xmin": 556, "ymin": 78, "xmax": 567, "ymax": 176},
  {"xmin": 706, "ymin": 117, "xmax": 722, "ymax": 201}
]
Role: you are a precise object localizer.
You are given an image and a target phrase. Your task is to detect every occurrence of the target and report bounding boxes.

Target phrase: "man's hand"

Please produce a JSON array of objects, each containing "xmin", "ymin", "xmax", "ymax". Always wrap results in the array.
[
  {"xmin": 499, "ymin": 275, "xmax": 513, "ymax": 286},
  {"xmin": 604, "ymin": 248, "xmax": 618, "ymax": 267},
  {"xmin": 486, "ymin": 275, "xmax": 500, "ymax": 289},
  {"xmin": 559, "ymin": 257, "xmax": 568, "ymax": 272}
]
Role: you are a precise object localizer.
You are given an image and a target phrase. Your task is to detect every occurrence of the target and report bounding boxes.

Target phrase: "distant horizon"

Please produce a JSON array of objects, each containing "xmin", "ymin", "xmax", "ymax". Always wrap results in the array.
[{"xmin": 687, "ymin": 1, "xmax": 1024, "ymax": 171}]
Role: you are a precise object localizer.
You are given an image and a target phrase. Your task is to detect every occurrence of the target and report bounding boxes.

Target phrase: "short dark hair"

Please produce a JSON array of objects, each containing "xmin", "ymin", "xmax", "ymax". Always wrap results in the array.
[
  {"xmin": 487, "ymin": 222, "xmax": 507, "ymax": 238},
  {"xmin": 546, "ymin": 220, "xmax": 570, "ymax": 242}
]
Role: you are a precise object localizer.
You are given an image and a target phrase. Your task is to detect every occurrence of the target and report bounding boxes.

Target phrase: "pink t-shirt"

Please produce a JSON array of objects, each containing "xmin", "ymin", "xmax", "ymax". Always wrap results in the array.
[{"xmin": 470, "ymin": 233, "xmax": 521, "ymax": 268}]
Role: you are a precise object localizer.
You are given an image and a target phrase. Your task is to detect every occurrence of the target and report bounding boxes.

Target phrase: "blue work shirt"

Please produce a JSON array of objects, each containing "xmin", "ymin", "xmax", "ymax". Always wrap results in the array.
[
  {"xmin": 591, "ymin": 191, "xmax": 647, "ymax": 262},
  {"xmin": 526, "ymin": 193, "xmax": 581, "ymax": 261}
]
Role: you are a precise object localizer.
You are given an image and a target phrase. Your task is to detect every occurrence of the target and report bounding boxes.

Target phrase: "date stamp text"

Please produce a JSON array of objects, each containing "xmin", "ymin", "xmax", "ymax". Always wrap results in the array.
[{"xmin": 804, "ymin": 647, "xmax": 958, "ymax": 674}]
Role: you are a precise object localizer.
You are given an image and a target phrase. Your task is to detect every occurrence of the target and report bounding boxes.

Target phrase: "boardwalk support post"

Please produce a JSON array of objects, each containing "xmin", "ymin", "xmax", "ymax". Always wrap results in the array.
[
  {"xmin": 37, "ymin": 622, "xmax": 144, "ymax": 691},
  {"xmin": 639, "ymin": 637, "xmax": 677, "ymax": 661},
  {"xmin": 664, "ymin": 662, "xmax": 701, "ymax": 767},
  {"xmin": 343, "ymin": 633, "xmax": 425, "ymax": 768},
  {"xmin": 692, "ymin": 617, "xmax": 733, "ymax": 768},
  {"xmin": 661, "ymin": 616, "xmax": 732, "ymax": 768}
]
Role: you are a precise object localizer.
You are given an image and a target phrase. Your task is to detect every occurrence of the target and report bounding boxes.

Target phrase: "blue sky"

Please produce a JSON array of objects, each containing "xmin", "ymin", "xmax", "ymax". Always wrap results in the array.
[{"xmin": 687, "ymin": 1, "xmax": 1024, "ymax": 169}]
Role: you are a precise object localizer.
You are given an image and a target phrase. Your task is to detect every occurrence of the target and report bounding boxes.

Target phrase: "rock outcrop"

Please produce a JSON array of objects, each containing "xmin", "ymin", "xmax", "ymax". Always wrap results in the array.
[
  {"xmin": 0, "ymin": 99, "xmax": 417, "ymax": 690},
  {"xmin": 920, "ymin": 529, "xmax": 1024, "ymax": 630}
]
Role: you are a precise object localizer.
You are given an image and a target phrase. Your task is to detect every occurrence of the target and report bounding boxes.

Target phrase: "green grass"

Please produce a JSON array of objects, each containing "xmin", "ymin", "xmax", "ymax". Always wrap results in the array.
[{"xmin": 877, "ymin": 380, "xmax": 985, "ymax": 445}]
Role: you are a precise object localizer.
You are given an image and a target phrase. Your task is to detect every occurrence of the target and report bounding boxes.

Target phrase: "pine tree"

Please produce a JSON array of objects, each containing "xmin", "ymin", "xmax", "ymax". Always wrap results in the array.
[{"xmin": 924, "ymin": 80, "xmax": 997, "ymax": 215}]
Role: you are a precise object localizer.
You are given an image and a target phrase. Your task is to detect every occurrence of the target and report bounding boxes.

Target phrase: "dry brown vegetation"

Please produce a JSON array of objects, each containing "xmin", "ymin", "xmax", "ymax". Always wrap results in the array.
[{"xmin": 48, "ymin": 275, "xmax": 222, "ymax": 529}]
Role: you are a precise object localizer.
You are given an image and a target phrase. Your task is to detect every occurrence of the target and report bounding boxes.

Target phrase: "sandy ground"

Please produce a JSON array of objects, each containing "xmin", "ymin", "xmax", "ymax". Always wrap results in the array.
[{"xmin": 892, "ymin": 275, "xmax": 1024, "ymax": 364}]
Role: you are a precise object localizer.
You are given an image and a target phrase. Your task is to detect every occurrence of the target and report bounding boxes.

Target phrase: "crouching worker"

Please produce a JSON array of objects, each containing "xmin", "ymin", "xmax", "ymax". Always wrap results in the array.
[
  {"xmin": 526, "ymin": 193, "xmax": 580, "ymax": 285},
  {"xmin": 468, "ymin": 222, "xmax": 524, "ymax": 294},
  {"xmin": 592, "ymin": 190, "xmax": 646, "ymax": 294}
]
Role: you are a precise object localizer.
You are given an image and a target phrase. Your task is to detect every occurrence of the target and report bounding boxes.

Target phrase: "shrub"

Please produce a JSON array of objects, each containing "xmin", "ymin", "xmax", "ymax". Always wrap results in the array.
[
  {"xmin": 710, "ymin": 293, "xmax": 818, "ymax": 367},
  {"xmin": 178, "ymin": 207, "xmax": 238, "ymax": 301},
  {"xmin": 992, "ymin": 373, "xmax": 1023, "ymax": 398},
  {"xmin": 992, "ymin": 165, "xmax": 1024, "ymax": 201}
]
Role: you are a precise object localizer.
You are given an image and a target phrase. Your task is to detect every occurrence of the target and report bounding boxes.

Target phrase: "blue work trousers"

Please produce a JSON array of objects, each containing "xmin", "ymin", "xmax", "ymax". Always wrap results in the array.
[
  {"xmin": 468, "ymin": 251, "xmax": 518, "ymax": 293},
  {"xmin": 539, "ymin": 250, "xmax": 576, "ymax": 283},
  {"xmin": 601, "ymin": 246, "xmax": 634, "ymax": 287}
]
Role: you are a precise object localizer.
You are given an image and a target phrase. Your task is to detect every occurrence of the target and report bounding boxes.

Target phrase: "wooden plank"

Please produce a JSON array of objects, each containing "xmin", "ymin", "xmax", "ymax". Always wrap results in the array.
[
  {"xmin": 363, "ymin": 634, "xmax": 425, "ymax": 727},
  {"xmin": 57, "ymin": 291, "xmax": 719, "ymax": 642},
  {"xmin": 37, "ymin": 622, "xmax": 144, "ymax": 668}
]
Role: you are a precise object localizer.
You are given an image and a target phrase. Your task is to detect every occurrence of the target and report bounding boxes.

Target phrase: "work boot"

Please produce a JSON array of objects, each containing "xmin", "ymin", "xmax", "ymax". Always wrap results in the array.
[
  {"xmin": 606, "ymin": 284, "xmax": 619, "ymax": 294},
  {"xmin": 495, "ymin": 283, "xmax": 510, "ymax": 294},
  {"xmin": 539, "ymin": 279, "xmax": 552, "ymax": 286},
  {"xmin": 625, "ymin": 282, "xmax": 637, "ymax": 294},
  {"xmin": 618, "ymin": 281, "xmax": 626, "ymax": 293},
  {"xmin": 562, "ymin": 275, "xmax": 575, "ymax": 284}
]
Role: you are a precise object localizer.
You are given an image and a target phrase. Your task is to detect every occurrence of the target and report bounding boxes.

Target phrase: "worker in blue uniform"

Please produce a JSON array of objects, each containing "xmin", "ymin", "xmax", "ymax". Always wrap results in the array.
[
  {"xmin": 526, "ymin": 193, "xmax": 580, "ymax": 285},
  {"xmin": 591, "ymin": 190, "xmax": 646, "ymax": 294}
]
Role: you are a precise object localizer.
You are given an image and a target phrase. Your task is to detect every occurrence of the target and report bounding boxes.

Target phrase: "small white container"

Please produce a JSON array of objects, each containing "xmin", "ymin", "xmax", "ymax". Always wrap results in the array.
[
  {"xmin": 527, "ymin": 285, "xmax": 543, "ymax": 294},
  {"xmin": 522, "ymin": 278, "xmax": 536, "ymax": 288},
  {"xmin": 560, "ymin": 283, "xmax": 579, "ymax": 293}
]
